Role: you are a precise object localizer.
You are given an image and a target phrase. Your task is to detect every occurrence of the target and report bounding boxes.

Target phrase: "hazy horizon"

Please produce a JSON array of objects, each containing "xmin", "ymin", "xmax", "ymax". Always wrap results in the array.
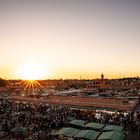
[
  {"xmin": 2, "ymin": 74, "xmax": 140, "ymax": 81},
  {"xmin": 0, "ymin": 0, "xmax": 140, "ymax": 79}
]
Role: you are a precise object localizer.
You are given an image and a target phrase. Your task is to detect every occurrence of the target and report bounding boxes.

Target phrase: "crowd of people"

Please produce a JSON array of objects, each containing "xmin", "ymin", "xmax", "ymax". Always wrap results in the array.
[{"xmin": 0, "ymin": 95, "xmax": 138, "ymax": 140}]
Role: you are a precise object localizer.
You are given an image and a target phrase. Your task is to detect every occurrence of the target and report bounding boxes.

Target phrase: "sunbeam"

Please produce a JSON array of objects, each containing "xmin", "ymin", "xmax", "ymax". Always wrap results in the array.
[{"xmin": 21, "ymin": 80, "xmax": 45, "ymax": 96}]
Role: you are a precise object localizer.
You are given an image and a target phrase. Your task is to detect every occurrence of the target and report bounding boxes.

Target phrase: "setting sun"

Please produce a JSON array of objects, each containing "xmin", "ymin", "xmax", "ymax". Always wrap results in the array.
[{"xmin": 16, "ymin": 63, "xmax": 46, "ymax": 80}]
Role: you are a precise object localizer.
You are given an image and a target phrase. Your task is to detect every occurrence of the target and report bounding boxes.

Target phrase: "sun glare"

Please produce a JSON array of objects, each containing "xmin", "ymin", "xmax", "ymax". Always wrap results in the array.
[
  {"xmin": 21, "ymin": 79, "xmax": 43, "ymax": 93},
  {"xmin": 16, "ymin": 63, "xmax": 46, "ymax": 80}
]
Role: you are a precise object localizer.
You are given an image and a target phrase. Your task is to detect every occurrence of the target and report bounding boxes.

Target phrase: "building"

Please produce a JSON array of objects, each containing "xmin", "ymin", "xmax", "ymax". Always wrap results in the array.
[{"xmin": 85, "ymin": 74, "xmax": 111, "ymax": 90}]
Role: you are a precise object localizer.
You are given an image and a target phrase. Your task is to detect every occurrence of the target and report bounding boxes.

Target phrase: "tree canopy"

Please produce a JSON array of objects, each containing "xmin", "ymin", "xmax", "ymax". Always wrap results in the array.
[{"xmin": 0, "ymin": 78, "xmax": 6, "ymax": 87}]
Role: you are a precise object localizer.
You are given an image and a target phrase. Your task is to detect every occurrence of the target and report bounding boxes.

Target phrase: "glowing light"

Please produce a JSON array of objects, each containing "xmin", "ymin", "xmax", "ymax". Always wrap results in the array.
[
  {"xmin": 16, "ymin": 63, "xmax": 46, "ymax": 80},
  {"xmin": 22, "ymin": 80, "xmax": 40, "ymax": 92}
]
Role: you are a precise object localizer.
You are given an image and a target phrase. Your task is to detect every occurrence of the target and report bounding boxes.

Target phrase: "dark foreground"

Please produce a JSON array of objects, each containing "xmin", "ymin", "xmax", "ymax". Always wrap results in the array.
[{"xmin": 0, "ymin": 96, "xmax": 140, "ymax": 140}]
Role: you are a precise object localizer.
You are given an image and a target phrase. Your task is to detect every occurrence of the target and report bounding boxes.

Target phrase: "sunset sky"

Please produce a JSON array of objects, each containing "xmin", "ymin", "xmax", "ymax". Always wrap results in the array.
[{"xmin": 0, "ymin": 0, "xmax": 140, "ymax": 79}]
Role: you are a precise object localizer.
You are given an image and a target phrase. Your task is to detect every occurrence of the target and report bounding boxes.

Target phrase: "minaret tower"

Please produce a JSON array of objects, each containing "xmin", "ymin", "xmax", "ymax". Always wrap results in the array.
[{"xmin": 101, "ymin": 73, "xmax": 104, "ymax": 80}]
